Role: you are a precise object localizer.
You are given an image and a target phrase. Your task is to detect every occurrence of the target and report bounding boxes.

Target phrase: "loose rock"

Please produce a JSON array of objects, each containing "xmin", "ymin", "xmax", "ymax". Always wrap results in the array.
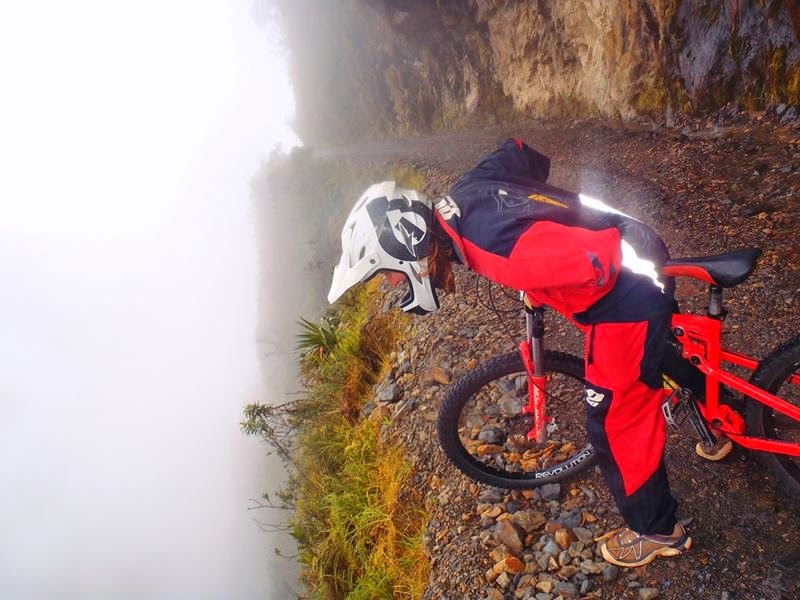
[
  {"xmin": 479, "ymin": 488, "xmax": 505, "ymax": 503},
  {"xmin": 540, "ymin": 483, "xmax": 561, "ymax": 501},
  {"xmin": 579, "ymin": 560, "xmax": 607, "ymax": 575},
  {"xmin": 602, "ymin": 564, "xmax": 620, "ymax": 581},
  {"xmin": 572, "ymin": 527, "xmax": 594, "ymax": 545},
  {"xmin": 428, "ymin": 366, "xmax": 450, "ymax": 385},
  {"xmin": 493, "ymin": 555, "xmax": 526, "ymax": 574},
  {"xmin": 378, "ymin": 383, "xmax": 400, "ymax": 402},
  {"xmin": 511, "ymin": 510, "xmax": 547, "ymax": 533},
  {"xmin": 492, "ymin": 521, "xmax": 525, "ymax": 556}
]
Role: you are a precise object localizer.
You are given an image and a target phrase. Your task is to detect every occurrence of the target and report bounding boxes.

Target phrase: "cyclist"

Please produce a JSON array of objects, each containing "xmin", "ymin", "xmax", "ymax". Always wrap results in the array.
[{"xmin": 328, "ymin": 138, "xmax": 693, "ymax": 567}]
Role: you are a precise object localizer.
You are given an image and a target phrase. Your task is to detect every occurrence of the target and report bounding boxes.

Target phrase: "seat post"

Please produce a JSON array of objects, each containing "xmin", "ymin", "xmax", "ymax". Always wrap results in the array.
[{"xmin": 707, "ymin": 285, "xmax": 724, "ymax": 318}]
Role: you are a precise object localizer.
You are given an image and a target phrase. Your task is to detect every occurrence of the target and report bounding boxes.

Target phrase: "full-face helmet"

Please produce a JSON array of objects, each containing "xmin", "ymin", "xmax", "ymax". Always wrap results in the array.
[{"xmin": 327, "ymin": 181, "xmax": 439, "ymax": 314}]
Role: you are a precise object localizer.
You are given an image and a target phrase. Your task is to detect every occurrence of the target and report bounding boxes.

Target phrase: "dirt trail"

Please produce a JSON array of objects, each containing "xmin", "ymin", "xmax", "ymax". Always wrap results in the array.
[{"xmin": 332, "ymin": 116, "xmax": 800, "ymax": 599}]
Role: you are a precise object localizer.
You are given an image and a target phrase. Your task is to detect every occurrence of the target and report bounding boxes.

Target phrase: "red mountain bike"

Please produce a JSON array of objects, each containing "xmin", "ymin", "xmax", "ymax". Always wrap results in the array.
[{"xmin": 437, "ymin": 248, "xmax": 800, "ymax": 498}]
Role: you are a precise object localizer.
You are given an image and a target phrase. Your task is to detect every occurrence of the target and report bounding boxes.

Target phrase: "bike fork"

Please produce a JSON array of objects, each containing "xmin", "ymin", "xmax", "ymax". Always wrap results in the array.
[{"xmin": 519, "ymin": 300, "xmax": 548, "ymax": 443}]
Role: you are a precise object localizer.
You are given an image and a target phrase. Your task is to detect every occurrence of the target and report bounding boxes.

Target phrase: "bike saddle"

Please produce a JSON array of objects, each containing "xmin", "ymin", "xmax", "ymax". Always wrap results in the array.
[{"xmin": 662, "ymin": 248, "xmax": 762, "ymax": 287}]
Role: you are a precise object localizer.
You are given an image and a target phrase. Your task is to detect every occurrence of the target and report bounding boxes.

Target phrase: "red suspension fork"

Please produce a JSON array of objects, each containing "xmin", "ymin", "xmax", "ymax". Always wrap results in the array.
[{"xmin": 520, "ymin": 304, "xmax": 548, "ymax": 443}]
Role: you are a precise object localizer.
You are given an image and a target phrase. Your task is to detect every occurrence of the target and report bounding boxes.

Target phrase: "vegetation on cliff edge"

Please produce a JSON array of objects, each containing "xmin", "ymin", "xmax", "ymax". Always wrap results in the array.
[{"xmin": 244, "ymin": 155, "xmax": 430, "ymax": 599}]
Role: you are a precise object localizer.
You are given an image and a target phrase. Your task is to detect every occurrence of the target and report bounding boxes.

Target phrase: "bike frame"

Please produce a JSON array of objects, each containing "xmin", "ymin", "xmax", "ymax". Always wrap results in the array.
[
  {"xmin": 518, "ymin": 290, "xmax": 800, "ymax": 457},
  {"xmin": 670, "ymin": 312, "xmax": 800, "ymax": 457}
]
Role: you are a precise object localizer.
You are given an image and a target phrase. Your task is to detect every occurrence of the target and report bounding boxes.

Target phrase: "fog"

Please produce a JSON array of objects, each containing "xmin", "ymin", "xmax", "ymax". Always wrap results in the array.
[{"xmin": 0, "ymin": 1, "xmax": 305, "ymax": 598}]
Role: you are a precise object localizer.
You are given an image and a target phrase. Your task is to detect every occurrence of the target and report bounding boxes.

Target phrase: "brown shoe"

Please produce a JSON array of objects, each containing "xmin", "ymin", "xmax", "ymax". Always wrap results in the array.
[{"xmin": 598, "ymin": 524, "xmax": 692, "ymax": 567}]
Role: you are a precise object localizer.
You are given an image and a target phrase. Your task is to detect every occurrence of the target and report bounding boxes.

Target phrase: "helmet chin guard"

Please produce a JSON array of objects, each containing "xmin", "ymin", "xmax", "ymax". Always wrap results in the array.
[{"xmin": 328, "ymin": 181, "xmax": 440, "ymax": 314}]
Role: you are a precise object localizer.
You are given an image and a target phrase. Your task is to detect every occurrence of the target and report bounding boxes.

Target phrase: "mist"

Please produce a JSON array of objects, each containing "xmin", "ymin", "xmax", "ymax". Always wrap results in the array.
[{"xmin": 0, "ymin": 1, "xmax": 305, "ymax": 598}]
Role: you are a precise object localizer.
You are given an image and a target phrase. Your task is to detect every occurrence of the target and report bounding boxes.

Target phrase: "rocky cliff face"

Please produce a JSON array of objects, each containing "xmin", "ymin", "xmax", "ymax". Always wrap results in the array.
[{"xmin": 277, "ymin": 0, "xmax": 800, "ymax": 143}]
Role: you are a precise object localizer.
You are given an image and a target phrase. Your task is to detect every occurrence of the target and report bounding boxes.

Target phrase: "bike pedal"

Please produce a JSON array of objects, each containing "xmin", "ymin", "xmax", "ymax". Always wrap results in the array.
[
  {"xmin": 695, "ymin": 438, "xmax": 733, "ymax": 462},
  {"xmin": 661, "ymin": 389, "xmax": 685, "ymax": 431}
]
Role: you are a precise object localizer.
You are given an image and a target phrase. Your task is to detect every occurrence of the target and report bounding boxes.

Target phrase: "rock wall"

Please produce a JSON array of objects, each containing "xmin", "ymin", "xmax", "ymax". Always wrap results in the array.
[{"xmin": 276, "ymin": 0, "xmax": 800, "ymax": 143}]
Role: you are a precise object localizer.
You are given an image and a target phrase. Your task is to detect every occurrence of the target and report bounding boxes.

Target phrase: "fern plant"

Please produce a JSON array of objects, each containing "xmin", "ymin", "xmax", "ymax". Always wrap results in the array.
[{"xmin": 296, "ymin": 314, "xmax": 340, "ymax": 361}]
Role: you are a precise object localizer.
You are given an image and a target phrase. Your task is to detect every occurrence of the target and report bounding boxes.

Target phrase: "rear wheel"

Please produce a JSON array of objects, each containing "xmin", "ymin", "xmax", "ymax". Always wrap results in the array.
[
  {"xmin": 747, "ymin": 335, "xmax": 800, "ymax": 499},
  {"xmin": 437, "ymin": 350, "xmax": 595, "ymax": 489}
]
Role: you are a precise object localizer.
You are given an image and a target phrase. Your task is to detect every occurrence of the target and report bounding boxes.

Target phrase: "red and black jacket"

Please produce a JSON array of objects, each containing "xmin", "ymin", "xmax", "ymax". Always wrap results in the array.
[{"xmin": 434, "ymin": 138, "xmax": 674, "ymax": 323}]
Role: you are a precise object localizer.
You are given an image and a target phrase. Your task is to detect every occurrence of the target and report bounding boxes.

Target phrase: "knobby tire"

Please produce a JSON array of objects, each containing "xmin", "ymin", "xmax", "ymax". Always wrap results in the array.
[
  {"xmin": 437, "ymin": 350, "xmax": 595, "ymax": 489},
  {"xmin": 747, "ymin": 335, "xmax": 800, "ymax": 499}
]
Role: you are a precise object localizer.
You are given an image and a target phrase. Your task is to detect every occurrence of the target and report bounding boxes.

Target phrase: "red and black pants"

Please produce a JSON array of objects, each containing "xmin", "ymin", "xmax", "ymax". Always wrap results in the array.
[
  {"xmin": 583, "ymin": 315, "xmax": 678, "ymax": 535},
  {"xmin": 574, "ymin": 269, "xmax": 684, "ymax": 535}
]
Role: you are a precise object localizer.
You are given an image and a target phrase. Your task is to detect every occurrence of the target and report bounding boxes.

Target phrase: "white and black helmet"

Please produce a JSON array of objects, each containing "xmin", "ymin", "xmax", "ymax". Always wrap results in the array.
[{"xmin": 328, "ymin": 181, "xmax": 439, "ymax": 314}]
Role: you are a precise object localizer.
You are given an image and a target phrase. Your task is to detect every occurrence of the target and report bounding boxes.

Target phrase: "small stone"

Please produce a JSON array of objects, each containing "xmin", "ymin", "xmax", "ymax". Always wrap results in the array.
[
  {"xmin": 556, "ymin": 508, "xmax": 582, "ymax": 529},
  {"xmin": 558, "ymin": 565, "xmax": 580, "ymax": 578},
  {"xmin": 477, "ymin": 444, "xmax": 505, "ymax": 456},
  {"xmin": 493, "ymin": 520, "xmax": 525, "ymax": 556},
  {"xmin": 476, "ymin": 503, "xmax": 492, "ymax": 515},
  {"xmin": 496, "ymin": 571, "xmax": 511, "ymax": 589},
  {"xmin": 558, "ymin": 549, "xmax": 570, "ymax": 566},
  {"xmin": 485, "ymin": 567, "xmax": 499, "ymax": 584},
  {"xmin": 493, "ymin": 555, "xmax": 526, "ymax": 574},
  {"xmin": 555, "ymin": 581, "xmax": 578, "ymax": 598},
  {"xmin": 536, "ymin": 552, "xmax": 551, "ymax": 571},
  {"xmin": 428, "ymin": 366, "xmax": 450, "ymax": 385},
  {"xmin": 498, "ymin": 395, "xmax": 523, "ymax": 416},
  {"xmin": 544, "ymin": 522, "xmax": 562, "ymax": 534},
  {"xmin": 479, "ymin": 488, "xmax": 506, "ymax": 503},
  {"xmin": 555, "ymin": 528, "xmax": 572, "ymax": 549},
  {"xmin": 478, "ymin": 426, "xmax": 505, "ymax": 444},
  {"xmin": 378, "ymin": 383, "xmax": 400, "ymax": 403},
  {"xmin": 486, "ymin": 589, "xmax": 503, "ymax": 600},
  {"xmin": 489, "ymin": 545, "xmax": 510, "ymax": 562},
  {"xmin": 579, "ymin": 560, "xmax": 606, "ymax": 575},
  {"xmin": 535, "ymin": 594, "xmax": 553, "ymax": 600},
  {"xmin": 572, "ymin": 527, "xmax": 594, "ymax": 545},
  {"xmin": 602, "ymin": 564, "xmax": 620, "ymax": 581},
  {"xmin": 542, "ymin": 539, "xmax": 559, "ymax": 556},
  {"xmin": 540, "ymin": 483, "xmax": 561, "ymax": 501},
  {"xmin": 639, "ymin": 588, "xmax": 659, "ymax": 600},
  {"xmin": 579, "ymin": 579, "xmax": 591, "ymax": 594},
  {"xmin": 517, "ymin": 573, "xmax": 534, "ymax": 590},
  {"xmin": 511, "ymin": 510, "xmax": 547, "ymax": 533},
  {"xmin": 567, "ymin": 542, "xmax": 583, "ymax": 558},
  {"xmin": 481, "ymin": 505, "xmax": 503, "ymax": 519},
  {"xmin": 535, "ymin": 580, "xmax": 554, "ymax": 593}
]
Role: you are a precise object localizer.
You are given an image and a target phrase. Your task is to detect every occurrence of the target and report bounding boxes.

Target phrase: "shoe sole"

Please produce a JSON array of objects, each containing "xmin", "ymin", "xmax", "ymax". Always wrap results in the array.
[
  {"xmin": 695, "ymin": 439, "xmax": 733, "ymax": 461},
  {"xmin": 600, "ymin": 536, "xmax": 693, "ymax": 568}
]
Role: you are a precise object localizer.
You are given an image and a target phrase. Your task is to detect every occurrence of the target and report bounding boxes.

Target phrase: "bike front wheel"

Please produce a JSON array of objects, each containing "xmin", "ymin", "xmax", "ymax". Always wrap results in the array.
[
  {"xmin": 437, "ymin": 350, "xmax": 595, "ymax": 489},
  {"xmin": 747, "ymin": 335, "xmax": 800, "ymax": 499}
]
